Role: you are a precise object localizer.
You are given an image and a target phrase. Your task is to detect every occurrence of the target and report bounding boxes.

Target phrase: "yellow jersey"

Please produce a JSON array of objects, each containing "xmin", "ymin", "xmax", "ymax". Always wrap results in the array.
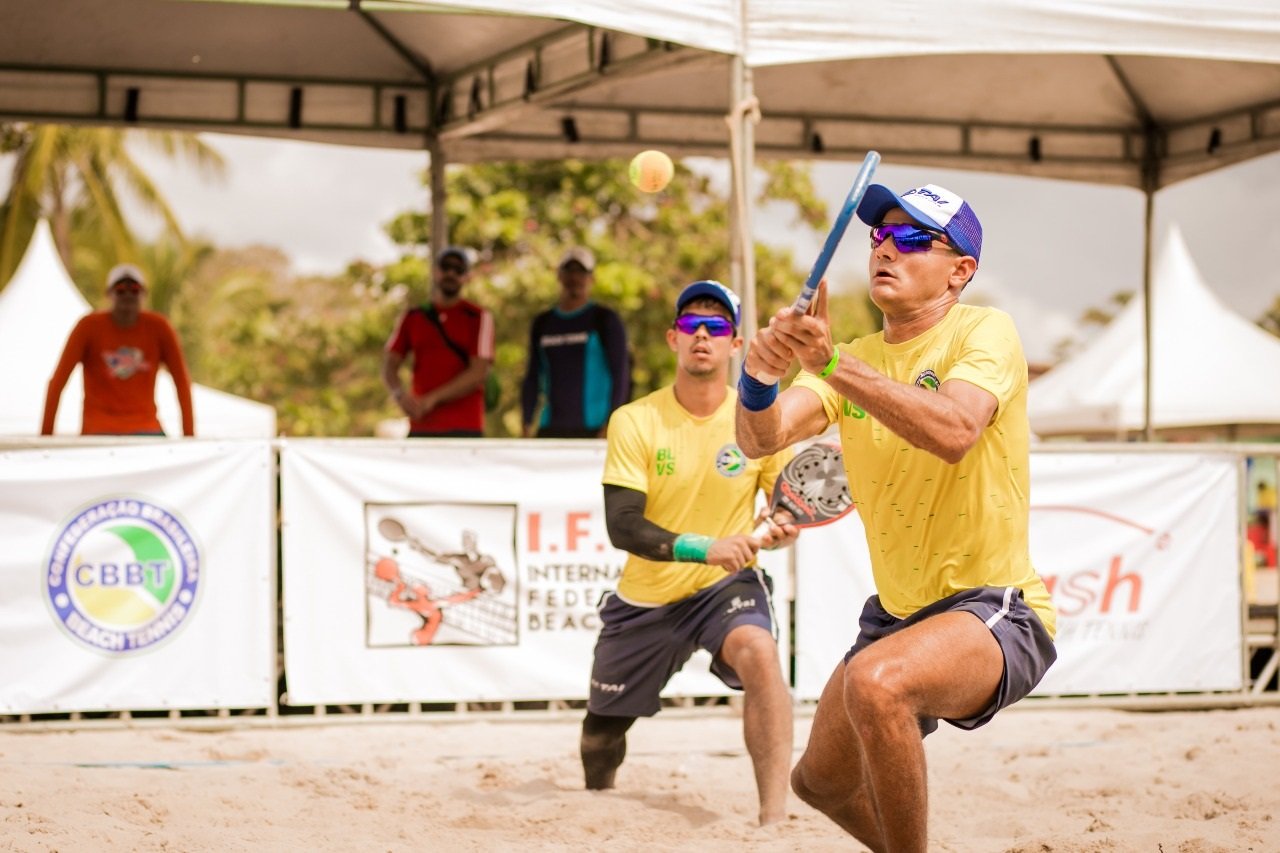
[
  {"xmin": 602, "ymin": 385, "xmax": 791, "ymax": 606},
  {"xmin": 792, "ymin": 304, "xmax": 1056, "ymax": 637}
]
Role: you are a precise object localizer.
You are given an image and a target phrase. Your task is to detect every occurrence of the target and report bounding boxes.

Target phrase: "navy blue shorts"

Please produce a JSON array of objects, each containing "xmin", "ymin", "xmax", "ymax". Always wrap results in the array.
[
  {"xmin": 587, "ymin": 569, "xmax": 777, "ymax": 717},
  {"xmin": 844, "ymin": 586, "xmax": 1056, "ymax": 735}
]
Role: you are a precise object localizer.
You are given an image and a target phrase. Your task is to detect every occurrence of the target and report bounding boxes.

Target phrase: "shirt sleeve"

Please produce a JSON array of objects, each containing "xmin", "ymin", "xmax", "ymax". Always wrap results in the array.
[
  {"xmin": 42, "ymin": 316, "xmax": 90, "ymax": 435},
  {"xmin": 385, "ymin": 310, "xmax": 412, "ymax": 356},
  {"xmin": 787, "ymin": 348, "xmax": 844, "ymax": 427},
  {"xmin": 156, "ymin": 315, "xmax": 195, "ymax": 436},
  {"xmin": 601, "ymin": 404, "xmax": 649, "ymax": 493},
  {"xmin": 943, "ymin": 310, "xmax": 1026, "ymax": 416}
]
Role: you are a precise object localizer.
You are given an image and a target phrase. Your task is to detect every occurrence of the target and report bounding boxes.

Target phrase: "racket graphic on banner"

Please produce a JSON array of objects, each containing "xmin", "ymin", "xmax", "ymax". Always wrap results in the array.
[
  {"xmin": 754, "ymin": 150, "xmax": 880, "ymax": 384},
  {"xmin": 751, "ymin": 439, "xmax": 854, "ymax": 542}
]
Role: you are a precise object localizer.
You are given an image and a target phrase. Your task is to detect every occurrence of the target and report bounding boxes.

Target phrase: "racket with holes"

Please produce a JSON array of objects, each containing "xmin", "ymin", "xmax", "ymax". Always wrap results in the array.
[{"xmin": 751, "ymin": 439, "xmax": 854, "ymax": 541}]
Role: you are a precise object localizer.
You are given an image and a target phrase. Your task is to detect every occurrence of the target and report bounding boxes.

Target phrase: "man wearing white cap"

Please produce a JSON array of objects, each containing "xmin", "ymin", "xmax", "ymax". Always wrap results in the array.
[
  {"xmin": 736, "ymin": 182, "xmax": 1056, "ymax": 850},
  {"xmin": 520, "ymin": 247, "xmax": 630, "ymax": 438},
  {"xmin": 42, "ymin": 263, "xmax": 194, "ymax": 436}
]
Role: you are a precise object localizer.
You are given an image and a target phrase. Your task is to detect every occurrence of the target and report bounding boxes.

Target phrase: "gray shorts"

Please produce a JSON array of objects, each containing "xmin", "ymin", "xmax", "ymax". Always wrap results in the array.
[
  {"xmin": 587, "ymin": 569, "xmax": 776, "ymax": 717},
  {"xmin": 843, "ymin": 586, "xmax": 1056, "ymax": 735}
]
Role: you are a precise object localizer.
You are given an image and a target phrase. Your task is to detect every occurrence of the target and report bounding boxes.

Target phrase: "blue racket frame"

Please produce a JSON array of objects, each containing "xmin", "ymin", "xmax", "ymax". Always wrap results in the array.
[{"xmin": 792, "ymin": 150, "xmax": 881, "ymax": 314}]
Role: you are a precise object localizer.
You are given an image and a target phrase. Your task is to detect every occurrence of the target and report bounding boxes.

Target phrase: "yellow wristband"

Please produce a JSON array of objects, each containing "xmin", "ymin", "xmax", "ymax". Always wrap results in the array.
[{"xmin": 817, "ymin": 348, "xmax": 840, "ymax": 379}]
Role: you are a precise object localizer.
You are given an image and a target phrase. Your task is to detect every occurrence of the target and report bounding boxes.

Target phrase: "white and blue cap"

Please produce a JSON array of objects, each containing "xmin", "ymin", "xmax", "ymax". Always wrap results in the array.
[
  {"xmin": 856, "ymin": 183, "xmax": 983, "ymax": 262},
  {"xmin": 676, "ymin": 279, "xmax": 741, "ymax": 326}
]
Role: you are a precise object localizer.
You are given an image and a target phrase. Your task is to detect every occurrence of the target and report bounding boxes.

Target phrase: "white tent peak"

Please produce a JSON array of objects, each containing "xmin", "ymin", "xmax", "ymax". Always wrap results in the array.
[
  {"xmin": 0, "ymin": 221, "xmax": 276, "ymax": 438},
  {"xmin": 1029, "ymin": 224, "xmax": 1280, "ymax": 436},
  {"xmin": 0, "ymin": 220, "xmax": 91, "ymax": 315}
]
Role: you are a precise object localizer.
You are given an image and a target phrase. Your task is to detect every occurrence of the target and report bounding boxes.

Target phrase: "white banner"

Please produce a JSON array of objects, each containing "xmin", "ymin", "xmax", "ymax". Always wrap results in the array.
[
  {"xmin": 795, "ymin": 451, "xmax": 1243, "ymax": 699},
  {"xmin": 280, "ymin": 440, "xmax": 787, "ymax": 706},
  {"xmin": 0, "ymin": 441, "xmax": 275, "ymax": 713}
]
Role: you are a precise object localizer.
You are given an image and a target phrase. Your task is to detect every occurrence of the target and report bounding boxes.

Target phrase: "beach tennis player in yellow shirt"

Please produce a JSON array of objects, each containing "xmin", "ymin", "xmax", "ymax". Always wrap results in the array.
[
  {"xmin": 737, "ymin": 183, "xmax": 1057, "ymax": 851},
  {"xmin": 582, "ymin": 280, "xmax": 798, "ymax": 826}
]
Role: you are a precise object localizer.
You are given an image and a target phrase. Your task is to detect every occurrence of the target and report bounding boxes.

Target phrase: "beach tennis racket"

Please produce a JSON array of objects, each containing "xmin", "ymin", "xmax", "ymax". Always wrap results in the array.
[
  {"xmin": 754, "ymin": 150, "xmax": 880, "ymax": 383},
  {"xmin": 751, "ymin": 439, "xmax": 854, "ymax": 541},
  {"xmin": 378, "ymin": 517, "xmax": 440, "ymax": 559}
]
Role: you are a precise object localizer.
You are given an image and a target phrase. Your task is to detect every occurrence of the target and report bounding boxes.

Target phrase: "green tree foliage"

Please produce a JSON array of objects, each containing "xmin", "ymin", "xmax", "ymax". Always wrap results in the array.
[
  {"xmin": 382, "ymin": 157, "xmax": 880, "ymax": 436},
  {"xmin": 176, "ymin": 246, "xmax": 406, "ymax": 437},
  {"xmin": 0, "ymin": 123, "xmax": 224, "ymax": 294}
]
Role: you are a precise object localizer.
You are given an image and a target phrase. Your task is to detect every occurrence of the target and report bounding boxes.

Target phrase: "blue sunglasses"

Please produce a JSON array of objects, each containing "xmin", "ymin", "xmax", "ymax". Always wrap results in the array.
[
  {"xmin": 870, "ymin": 222, "xmax": 954, "ymax": 253},
  {"xmin": 673, "ymin": 313, "xmax": 736, "ymax": 337}
]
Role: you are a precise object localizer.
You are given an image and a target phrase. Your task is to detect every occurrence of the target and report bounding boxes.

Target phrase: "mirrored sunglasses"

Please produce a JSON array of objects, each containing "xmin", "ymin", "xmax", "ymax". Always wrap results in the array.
[
  {"xmin": 673, "ymin": 313, "xmax": 735, "ymax": 337},
  {"xmin": 870, "ymin": 222, "xmax": 952, "ymax": 253}
]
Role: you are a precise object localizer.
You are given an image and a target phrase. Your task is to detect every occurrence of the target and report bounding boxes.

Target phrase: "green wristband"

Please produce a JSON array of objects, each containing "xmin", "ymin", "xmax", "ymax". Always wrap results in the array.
[
  {"xmin": 673, "ymin": 533, "xmax": 714, "ymax": 563},
  {"xmin": 817, "ymin": 348, "xmax": 841, "ymax": 379}
]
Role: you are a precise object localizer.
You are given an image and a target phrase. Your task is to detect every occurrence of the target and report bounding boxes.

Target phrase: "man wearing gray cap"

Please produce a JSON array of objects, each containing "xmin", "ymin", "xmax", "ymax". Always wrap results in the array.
[
  {"xmin": 737, "ymin": 182, "xmax": 1056, "ymax": 851},
  {"xmin": 42, "ymin": 263, "xmax": 194, "ymax": 436},
  {"xmin": 383, "ymin": 246, "xmax": 494, "ymax": 437},
  {"xmin": 520, "ymin": 247, "xmax": 629, "ymax": 438}
]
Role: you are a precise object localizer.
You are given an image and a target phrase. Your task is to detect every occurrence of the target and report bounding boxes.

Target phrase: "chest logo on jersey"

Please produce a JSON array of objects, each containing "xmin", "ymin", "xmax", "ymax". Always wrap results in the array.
[
  {"xmin": 104, "ymin": 347, "xmax": 151, "ymax": 379},
  {"xmin": 914, "ymin": 369, "xmax": 940, "ymax": 391},
  {"xmin": 715, "ymin": 444, "xmax": 747, "ymax": 478},
  {"xmin": 655, "ymin": 447, "xmax": 676, "ymax": 476}
]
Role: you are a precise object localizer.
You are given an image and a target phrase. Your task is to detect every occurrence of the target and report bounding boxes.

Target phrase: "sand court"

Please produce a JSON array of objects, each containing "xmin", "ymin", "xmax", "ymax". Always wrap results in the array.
[{"xmin": 2, "ymin": 704, "xmax": 1277, "ymax": 852}]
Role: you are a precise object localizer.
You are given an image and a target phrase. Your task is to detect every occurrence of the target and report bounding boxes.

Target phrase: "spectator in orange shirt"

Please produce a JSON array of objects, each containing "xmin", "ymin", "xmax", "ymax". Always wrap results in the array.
[{"xmin": 42, "ymin": 263, "xmax": 195, "ymax": 436}]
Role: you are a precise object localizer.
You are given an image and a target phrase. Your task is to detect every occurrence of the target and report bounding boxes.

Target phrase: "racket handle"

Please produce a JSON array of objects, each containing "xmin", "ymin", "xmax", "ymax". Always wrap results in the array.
[
  {"xmin": 753, "ymin": 370, "xmax": 779, "ymax": 385},
  {"xmin": 750, "ymin": 517, "xmax": 772, "ymax": 541}
]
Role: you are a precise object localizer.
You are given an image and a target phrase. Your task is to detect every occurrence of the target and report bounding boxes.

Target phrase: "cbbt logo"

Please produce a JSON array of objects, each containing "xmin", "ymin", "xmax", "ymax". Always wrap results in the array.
[{"xmin": 45, "ymin": 498, "xmax": 200, "ymax": 655}]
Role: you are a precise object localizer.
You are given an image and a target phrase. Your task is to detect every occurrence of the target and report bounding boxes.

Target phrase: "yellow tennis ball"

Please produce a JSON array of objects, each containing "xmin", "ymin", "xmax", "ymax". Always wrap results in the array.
[{"xmin": 629, "ymin": 150, "xmax": 674, "ymax": 193}]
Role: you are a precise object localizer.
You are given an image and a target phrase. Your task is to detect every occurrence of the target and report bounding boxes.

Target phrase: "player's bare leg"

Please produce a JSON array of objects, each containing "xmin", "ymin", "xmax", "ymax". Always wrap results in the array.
[
  {"xmin": 794, "ymin": 611, "xmax": 1004, "ymax": 852},
  {"xmin": 411, "ymin": 608, "xmax": 443, "ymax": 645},
  {"xmin": 580, "ymin": 712, "xmax": 635, "ymax": 790},
  {"xmin": 791, "ymin": 662, "xmax": 886, "ymax": 849},
  {"xmin": 719, "ymin": 624, "xmax": 792, "ymax": 826}
]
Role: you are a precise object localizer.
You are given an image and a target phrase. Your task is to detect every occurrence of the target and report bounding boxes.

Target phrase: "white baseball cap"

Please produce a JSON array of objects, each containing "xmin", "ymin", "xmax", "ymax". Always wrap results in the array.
[{"xmin": 106, "ymin": 263, "xmax": 147, "ymax": 289}]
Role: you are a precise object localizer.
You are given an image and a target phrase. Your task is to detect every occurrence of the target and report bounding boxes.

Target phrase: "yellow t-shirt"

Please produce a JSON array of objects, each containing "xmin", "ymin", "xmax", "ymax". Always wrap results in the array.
[
  {"xmin": 792, "ymin": 304, "xmax": 1056, "ymax": 638},
  {"xmin": 602, "ymin": 385, "xmax": 791, "ymax": 606}
]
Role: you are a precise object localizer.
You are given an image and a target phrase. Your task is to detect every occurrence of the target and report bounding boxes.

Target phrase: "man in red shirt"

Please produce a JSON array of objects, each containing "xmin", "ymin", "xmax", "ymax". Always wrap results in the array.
[
  {"xmin": 42, "ymin": 263, "xmax": 194, "ymax": 436},
  {"xmin": 382, "ymin": 246, "xmax": 495, "ymax": 437}
]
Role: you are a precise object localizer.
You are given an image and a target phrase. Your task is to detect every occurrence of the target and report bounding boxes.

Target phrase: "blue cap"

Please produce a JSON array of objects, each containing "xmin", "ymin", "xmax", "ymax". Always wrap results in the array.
[
  {"xmin": 856, "ymin": 183, "xmax": 983, "ymax": 262},
  {"xmin": 676, "ymin": 280, "xmax": 741, "ymax": 326}
]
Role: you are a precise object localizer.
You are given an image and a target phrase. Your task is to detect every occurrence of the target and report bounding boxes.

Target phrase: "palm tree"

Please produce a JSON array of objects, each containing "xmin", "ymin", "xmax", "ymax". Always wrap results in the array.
[{"xmin": 0, "ymin": 124, "xmax": 225, "ymax": 292}]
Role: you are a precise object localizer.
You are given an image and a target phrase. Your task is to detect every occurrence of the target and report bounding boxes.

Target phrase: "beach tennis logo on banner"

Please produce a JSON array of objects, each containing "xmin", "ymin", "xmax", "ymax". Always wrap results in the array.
[{"xmin": 44, "ymin": 497, "xmax": 201, "ymax": 655}]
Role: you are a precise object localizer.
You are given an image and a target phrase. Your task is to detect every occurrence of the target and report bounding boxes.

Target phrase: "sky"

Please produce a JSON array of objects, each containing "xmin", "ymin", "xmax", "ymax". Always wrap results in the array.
[{"xmin": 101, "ymin": 133, "xmax": 1280, "ymax": 363}]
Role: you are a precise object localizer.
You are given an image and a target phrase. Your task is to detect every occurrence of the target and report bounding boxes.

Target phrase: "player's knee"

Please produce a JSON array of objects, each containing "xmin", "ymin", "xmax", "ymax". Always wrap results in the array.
[
  {"xmin": 582, "ymin": 711, "xmax": 634, "ymax": 741},
  {"xmin": 790, "ymin": 759, "xmax": 836, "ymax": 811},
  {"xmin": 843, "ymin": 654, "xmax": 912, "ymax": 720},
  {"xmin": 723, "ymin": 628, "xmax": 779, "ymax": 684},
  {"xmin": 581, "ymin": 713, "xmax": 635, "ymax": 790}
]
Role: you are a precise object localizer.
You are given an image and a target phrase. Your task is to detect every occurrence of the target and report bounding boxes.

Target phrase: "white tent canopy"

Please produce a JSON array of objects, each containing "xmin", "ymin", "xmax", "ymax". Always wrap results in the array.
[
  {"xmin": 0, "ymin": 221, "xmax": 277, "ymax": 438},
  {"xmin": 2, "ymin": 1, "xmax": 1278, "ymax": 188},
  {"xmin": 1028, "ymin": 225, "xmax": 1280, "ymax": 437},
  {"xmin": 5, "ymin": 0, "xmax": 1280, "ymax": 434}
]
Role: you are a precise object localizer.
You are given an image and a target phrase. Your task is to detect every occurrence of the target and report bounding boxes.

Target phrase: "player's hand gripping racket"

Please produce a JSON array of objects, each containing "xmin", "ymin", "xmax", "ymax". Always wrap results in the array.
[
  {"xmin": 751, "ymin": 439, "xmax": 854, "ymax": 543},
  {"xmin": 753, "ymin": 150, "xmax": 880, "ymax": 384}
]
